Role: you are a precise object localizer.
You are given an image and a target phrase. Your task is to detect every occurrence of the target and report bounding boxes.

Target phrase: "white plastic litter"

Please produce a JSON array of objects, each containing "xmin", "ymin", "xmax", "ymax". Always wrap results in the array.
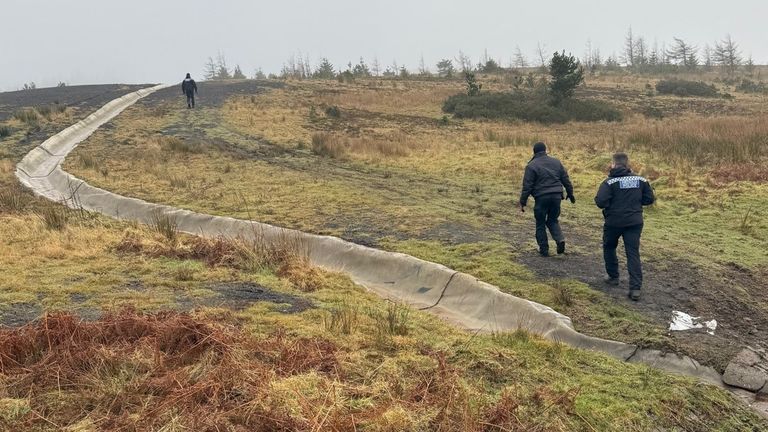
[{"xmin": 670, "ymin": 311, "xmax": 718, "ymax": 335}]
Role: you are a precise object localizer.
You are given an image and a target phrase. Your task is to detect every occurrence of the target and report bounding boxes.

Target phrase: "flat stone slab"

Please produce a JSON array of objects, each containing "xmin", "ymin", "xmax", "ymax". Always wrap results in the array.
[{"xmin": 723, "ymin": 348, "xmax": 768, "ymax": 392}]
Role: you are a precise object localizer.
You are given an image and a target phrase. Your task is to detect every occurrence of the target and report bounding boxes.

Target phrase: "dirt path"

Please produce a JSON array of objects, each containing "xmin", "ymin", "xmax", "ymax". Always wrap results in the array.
[{"xmin": 517, "ymin": 226, "xmax": 768, "ymax": 371}]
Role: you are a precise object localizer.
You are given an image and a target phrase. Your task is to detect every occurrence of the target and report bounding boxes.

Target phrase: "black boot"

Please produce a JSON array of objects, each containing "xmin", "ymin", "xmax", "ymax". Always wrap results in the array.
[
  {"xmin": 604, "ymin": 276, "xmax": 620, "ymax": 286},
  {"xmin": 556, "ymin": 241, "xmax": 566, "ymax": 255}
]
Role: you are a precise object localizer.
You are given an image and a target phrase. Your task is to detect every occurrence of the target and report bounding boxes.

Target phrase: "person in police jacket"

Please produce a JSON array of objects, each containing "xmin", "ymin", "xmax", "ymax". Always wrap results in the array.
[{"xmin": 595, "ymin": 152, "xmax": 655, "ymax": 301}]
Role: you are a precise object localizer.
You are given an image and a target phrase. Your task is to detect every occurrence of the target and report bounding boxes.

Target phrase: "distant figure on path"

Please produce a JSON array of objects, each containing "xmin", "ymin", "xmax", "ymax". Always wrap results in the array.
[
  {"xmin": 594, "ymin": 152, "xmax": 655, "ymax": 301},
  {"xmin": 181, "ymin": 73, "xmax": 197, "ymax": 108},
  {"xmin": 519, "ymin": 142, "xmax": 575, "ymax": 257}
]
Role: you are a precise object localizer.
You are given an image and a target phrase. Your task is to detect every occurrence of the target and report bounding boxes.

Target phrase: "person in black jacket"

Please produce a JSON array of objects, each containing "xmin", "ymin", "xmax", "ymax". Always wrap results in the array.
[
  {"xmin": 181, "ymin": 73, "xmax": 198, "ymax": 108},
  {"xmin": 519, "ymin": 142, "xmax": 575, "ymax": 257},
  {"xmin": 594, "ymin": 152, "xmax": 655, "ymax": 301}
]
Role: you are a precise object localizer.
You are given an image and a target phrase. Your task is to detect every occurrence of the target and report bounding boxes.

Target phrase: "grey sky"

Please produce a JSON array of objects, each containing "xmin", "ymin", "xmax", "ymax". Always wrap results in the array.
[{"xmin": 1, "ymin": 0, "xmax": 765, "ymax": 91}]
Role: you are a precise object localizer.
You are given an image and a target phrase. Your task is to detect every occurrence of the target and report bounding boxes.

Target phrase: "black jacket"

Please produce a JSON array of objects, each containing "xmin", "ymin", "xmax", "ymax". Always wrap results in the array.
[
  {"xmin": 594, "ymin": 166, "xmax": 655, "ymax": 227},
  {"xmin": 182, "ymin": 78, "xmax": 197, "ymax": 95},
  {"xmin": 519, "ymin": 152, "xmax": 574, "ymax": 206}
]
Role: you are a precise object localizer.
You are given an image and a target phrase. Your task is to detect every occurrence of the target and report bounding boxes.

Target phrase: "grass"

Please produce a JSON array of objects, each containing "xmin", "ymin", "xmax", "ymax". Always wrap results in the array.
[
  {"xmin": 311, "ymin": 131, "xmax": 412, "ymax": 159},
  {"xmin": 150, "ymin": 210, "xmax": 178, "ymax": 243},
  {"xmin": 0, "ymin": 100, "xmax": 766, "ymax": 429},
  {"xmin": 63, "ymin": 78, "xmax": 768, "ymax": 361},
  {"xmin": 627, "ymin": 115, "xmax": 768, "ymax": 164},
  {"xmin": 2, "ymin": 77, "xmax": 760, "ymax": 426}
]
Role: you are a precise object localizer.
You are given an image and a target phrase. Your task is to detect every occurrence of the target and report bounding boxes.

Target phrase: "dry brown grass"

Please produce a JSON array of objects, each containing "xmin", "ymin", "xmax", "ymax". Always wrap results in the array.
[
  {"xmin": 115, "ymin": 227, "xmax": 309, "ymax": 275},
  {"xmin": 0, "ymin": 310, "xmax": 341, "ymax": 431},
  {"xmin": 311, "ymin": 131, "xmax": 413, "ymax": 159},
  {"xmin": 627, "ymin": 115, "xmax": 768, "ymax": 164}
]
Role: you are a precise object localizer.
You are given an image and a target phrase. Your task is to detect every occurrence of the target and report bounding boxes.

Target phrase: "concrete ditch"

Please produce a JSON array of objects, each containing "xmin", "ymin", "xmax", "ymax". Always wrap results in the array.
[{"xmin": 14, "ymin": 84, "xmax": 739, "ymax": 394}]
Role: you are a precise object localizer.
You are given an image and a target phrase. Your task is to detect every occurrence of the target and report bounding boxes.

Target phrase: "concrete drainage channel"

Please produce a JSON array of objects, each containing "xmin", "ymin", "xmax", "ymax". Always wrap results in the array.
[{"xmin": 14, "ymin": 84, "xmax": 765, "ymax": 412}]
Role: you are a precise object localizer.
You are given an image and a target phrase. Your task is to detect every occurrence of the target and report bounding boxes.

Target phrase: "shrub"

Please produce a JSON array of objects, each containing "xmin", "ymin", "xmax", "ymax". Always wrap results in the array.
[
  {"xmin": 443, "ymin": 92, "xmax": 621, "ymax": 124},
  {"xmin": 0, "ymin": 125, "xmax": 11, "ymax": 138},
  {"xmin": 736, "ymin": 79, "xmax": 768, "ymax": 94},
  {"xmin": 324, "ymin": 105, "xmax": 341, "ymax": 118},
  {"xmin": 655, "ymin": 79, "xmax": 719, "ymax": 97},
  {"xmin": 12, "ymin": 109, "xmax": 39, "ymax": 125}
]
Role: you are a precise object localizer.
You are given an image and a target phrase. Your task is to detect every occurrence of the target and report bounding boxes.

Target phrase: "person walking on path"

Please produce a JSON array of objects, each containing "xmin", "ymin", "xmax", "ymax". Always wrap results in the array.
[
  {"xmin": 181, "ymin": 73, "xmax": 198, "ymax": 108},
  {"xmin": 519, "ymin": 142, "xmax": 575, "ymax": 257},
  {"xmin": 594, "ymin": 152, "xmax": 655, "ymax": 301}
]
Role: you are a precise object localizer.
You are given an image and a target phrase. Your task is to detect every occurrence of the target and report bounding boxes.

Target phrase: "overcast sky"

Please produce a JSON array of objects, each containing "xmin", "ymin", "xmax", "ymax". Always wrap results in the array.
[{"xmin": 1, "ymin": 0, "xmax": 765, "ymax": 91}]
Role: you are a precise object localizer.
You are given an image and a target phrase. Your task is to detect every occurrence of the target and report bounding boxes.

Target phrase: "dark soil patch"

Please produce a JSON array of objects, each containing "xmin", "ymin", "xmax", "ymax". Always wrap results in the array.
[
  {"xmin": 139, "ymin": 79, "xmax": 283, "ymax": 109},
  {"xmin": 518, "ymin": 228, "xmax": 767, "ymax": 371},
  {"xmin": 0, "ymin": 84, "xmax": 151, "ymax": 121},
  {"xmin": 208, "ymin": 281, "xmax": 313, "ymax": 313},
  {"xmin": 0, "ymin": 302, "xmax": 43, "ymax": 327}
]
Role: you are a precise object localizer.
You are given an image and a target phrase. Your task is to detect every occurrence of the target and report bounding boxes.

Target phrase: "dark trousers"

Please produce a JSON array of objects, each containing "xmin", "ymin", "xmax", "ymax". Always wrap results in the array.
[
  {"xmin": 186, "ymin": 91, "xmax": 195, "ymax": 108},
  {"xmin": 603, "ymin": 224, "xmax": 643, "ymax": 290},
  {"xmin": 533, "ymin": 193, "xmax": 564, "ymax": 252}
]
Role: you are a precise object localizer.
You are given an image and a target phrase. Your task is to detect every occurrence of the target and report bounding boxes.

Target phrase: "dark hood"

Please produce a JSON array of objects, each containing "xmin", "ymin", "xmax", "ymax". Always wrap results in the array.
[{"xmin": 608, "ymin": 166, "xmax": 633, "ymax": 177}]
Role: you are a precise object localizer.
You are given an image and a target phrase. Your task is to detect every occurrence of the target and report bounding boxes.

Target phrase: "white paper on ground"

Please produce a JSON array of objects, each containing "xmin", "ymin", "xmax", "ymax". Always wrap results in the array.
[{"xmin": 670, "ymin": 310, "xmax": 717, "ymax": 335}]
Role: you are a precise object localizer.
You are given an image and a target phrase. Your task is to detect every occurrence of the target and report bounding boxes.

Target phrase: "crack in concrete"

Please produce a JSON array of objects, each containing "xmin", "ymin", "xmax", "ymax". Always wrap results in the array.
[
  {"xmin": 418, "ymin": 271, "xmax": 458, "ymax": 311},
  {"xmin": 624, "ymin": 345, "xmax": 641, "ymax": 362}
]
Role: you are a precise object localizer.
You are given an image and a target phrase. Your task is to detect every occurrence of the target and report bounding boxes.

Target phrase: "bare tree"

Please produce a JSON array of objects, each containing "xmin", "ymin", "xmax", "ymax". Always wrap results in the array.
[
  {"xmin": 455, "ymin": 51, "xmax": 473, "ymax": 73},
  {"xmin": 216, "ymin": 51, "xmax": 231, "ymax": 79},
  {"xmin": 514, "ymin": 46, "xmax": 528, "ymax": 68},
  {"xmin": 635, "ymin": 37, "xmax": 648, "ymax": 68},
  {"xmin": 713, "ymin": 34, "xmax": 742, "ymax": 75},
  {"xmin": 536, "ymin": 42, "xmax": 548, "ymax": 67},
  {"xmin": 702, "ymin": 44, "xmax": 713, "ymax": 70},
  {"xmin": 371, "ymin": 57, "xmax": 381, "ymax": 76},
  {"xmin": 204, "ymin": 57, "xmax": 217, "ymax": 80},
  {"xmin": 623, "ymin": 27, "xmax": 635, "ymax": 67},
  {"xmin": 418, "ymin": 54, "xmax": 430, "ymax": 76}
]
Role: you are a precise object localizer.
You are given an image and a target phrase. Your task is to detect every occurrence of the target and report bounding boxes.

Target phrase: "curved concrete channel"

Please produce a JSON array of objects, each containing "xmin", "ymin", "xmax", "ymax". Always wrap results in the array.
[{"xmin": 16, "ymin": 84, "xmax": 725, "ymax": 388}]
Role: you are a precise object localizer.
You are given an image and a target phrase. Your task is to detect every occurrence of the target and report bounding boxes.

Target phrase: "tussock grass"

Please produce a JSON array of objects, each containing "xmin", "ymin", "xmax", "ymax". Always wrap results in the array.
[
  {"xmin": 323, "ymin": 303, "xmax": 359, "ymax": 335},
  {"xmin": 370, "ymin": 301, "xmax": 411, "ymax": 336},
  {"xmin": 12, "ymin": 109, "xmax": 39, "ymax": 125},
  {"xmin": 116, "ymin": 226, "xmax": 309, "ymax": 275},
  {"xmin": 311, "ymin": 131, "xmax": 412, "ymax": 159},
  {"xmin": 36, "ymin": 203, "xmax": 70, "ymax": 231},
  {"xmin": 158, "ymin": 136, "xmax": 201, "ymax": 154},
  {"xmin": 78, "ymin": 153, "xmax": 98, "ymax": 170},
  {"xmin": 0, "ymin": 184, "xmax": 29, "ymax": 213},
  {"xmin": 628, "ymin": 116, "xmax": 768, "ymax": 164},
  {"xmin": 149, "ymin": 210, "xmax": 178, "ymax": 243},
  {"xmin": 0, "ymin": 125, "xmax": 11, "ymax": 138}
]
